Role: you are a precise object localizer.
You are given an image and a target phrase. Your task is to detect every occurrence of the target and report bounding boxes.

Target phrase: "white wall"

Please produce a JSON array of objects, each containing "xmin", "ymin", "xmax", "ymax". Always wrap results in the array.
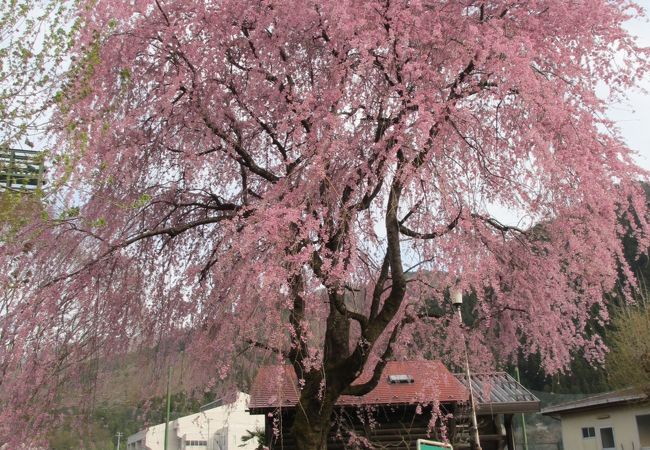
[{"xmin": 127, "ymin": 392, "xmax": 264, "ymax": 450}]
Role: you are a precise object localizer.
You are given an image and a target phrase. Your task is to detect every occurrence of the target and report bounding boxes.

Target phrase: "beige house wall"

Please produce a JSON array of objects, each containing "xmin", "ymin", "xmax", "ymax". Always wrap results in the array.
[{"xmin": 557, "ymin": 402, "xmax": 650, "ymax": 450}]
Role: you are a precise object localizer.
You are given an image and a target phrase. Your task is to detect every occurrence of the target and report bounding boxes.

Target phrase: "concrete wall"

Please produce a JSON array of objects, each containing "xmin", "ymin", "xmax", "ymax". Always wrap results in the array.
[
  {"xmin": 127, "ymin": 392, "xmax": 264, "ymax": 450},
  {"xmin": 557, "ymin": 402, "xmax": 650, "ymax": 450}
]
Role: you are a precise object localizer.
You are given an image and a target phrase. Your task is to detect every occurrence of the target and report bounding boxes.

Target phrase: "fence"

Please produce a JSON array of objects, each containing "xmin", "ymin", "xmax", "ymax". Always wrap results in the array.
[{"xmin": 512, "ymin": 390, "xmax": 592, "ymax": 450}]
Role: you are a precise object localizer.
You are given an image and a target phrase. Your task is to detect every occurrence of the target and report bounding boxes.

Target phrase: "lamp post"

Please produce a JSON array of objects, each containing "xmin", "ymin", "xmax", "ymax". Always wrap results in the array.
[{"xmin": 451, "ymin": 288, "xmax": 482, "ymax": 450}]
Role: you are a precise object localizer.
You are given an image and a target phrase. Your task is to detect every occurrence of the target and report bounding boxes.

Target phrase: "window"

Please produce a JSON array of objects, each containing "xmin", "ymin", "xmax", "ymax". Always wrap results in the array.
[
  {"xmin": 129, "ymin": 439, "xmax": 144, "ymax": 450},
  {"xmin": 388, "ymin": 374, "xmax": 414, "ymax": 384},
  {"xmin": 637, "ymin": 414, "xmax": 650, "ymax": 448},
  {"xmin": 599, "ymin": 427, "xmax": 615, "ymax": 450},
  {"xmin": 186, "ymin": 441, "xmax": 207, "ymax": 447},
  {"xmin": 582, "ymin": 427, "xmax": 595, "ymax": 438}
]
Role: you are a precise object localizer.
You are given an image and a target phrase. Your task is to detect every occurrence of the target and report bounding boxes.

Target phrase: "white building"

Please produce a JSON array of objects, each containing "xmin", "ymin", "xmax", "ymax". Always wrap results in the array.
[
  {"xmin": 127, "ymin": 392, "xmax": 264, "ymax": 450},
  {"xmin": 542, "ymin": 388, "xmax": 650, "ymax": 450}
]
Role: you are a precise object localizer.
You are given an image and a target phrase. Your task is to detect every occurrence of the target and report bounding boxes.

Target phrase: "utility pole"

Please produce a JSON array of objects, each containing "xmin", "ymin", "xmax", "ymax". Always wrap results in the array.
[
  {"xmin": 514, "ymin": 366, "xmax": 529, "ymax": 450},
  {"xmin": 451, "ymin": 288, "xmax": 482, "ymax": 450},
  {"xmin": 164, "ymin": 365, "xmax": 172, "ymax": 450},
  {"xmin": 115, "ymin": 431, "xmax": 123, "ymax": 450}
]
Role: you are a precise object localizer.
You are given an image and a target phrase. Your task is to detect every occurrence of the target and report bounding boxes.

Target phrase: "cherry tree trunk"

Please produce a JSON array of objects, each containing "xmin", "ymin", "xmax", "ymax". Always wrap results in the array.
[{"xmin": 291, "ymin": 391, "xmax": 336, "ymax": 450}]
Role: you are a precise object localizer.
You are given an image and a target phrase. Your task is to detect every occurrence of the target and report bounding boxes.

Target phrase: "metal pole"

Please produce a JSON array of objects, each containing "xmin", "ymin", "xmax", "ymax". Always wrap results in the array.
[
  {"xmin": 514, "ymin": 366, "xmax": 529, "ymax": 450},
  {"xmin": 164, "ymin": 365, "xmax": 172, "ymax": 450},
  {"xmin": 116, "ymin": 431, "xmax": 123, "ymax": 450},
  {"xmin": 456, "ymin": 306, "xmax": 482, "ymax": 450},
  {"xmin": 205, "ymin": 412, "xmax": 210, "ymax": 450},
  {"xmin": 8, "ymin": 149, "xmax": 15, "ymax": 188}
]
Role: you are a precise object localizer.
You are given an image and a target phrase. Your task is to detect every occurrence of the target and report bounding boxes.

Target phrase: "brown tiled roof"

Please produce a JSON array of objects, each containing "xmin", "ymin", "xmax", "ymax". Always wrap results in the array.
[
  {"xmin": 541, "ymin": 387, "xmax": 648, "ymax": 415},
  {"xmin": 249, "ymin": 360, "xmax": 469, "ymax": 412}
]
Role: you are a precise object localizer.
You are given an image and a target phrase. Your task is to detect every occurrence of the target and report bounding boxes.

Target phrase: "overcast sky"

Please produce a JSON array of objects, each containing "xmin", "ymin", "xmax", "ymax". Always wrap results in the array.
[{"xmin": 614, "ymin": 0, "xmax": 650, "ymax": 169}]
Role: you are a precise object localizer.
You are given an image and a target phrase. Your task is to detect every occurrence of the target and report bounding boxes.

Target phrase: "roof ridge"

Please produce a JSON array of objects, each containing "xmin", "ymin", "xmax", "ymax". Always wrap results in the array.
[{"xmin": 541, "ymin": 387, "xmax": 648, "ymax": 415}]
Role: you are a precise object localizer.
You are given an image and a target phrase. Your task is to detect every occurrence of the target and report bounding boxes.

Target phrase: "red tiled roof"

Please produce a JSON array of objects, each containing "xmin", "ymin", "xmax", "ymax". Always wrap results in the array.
[{"xmin": 249, "ymin": 360, "xmax": 469, "ymax": 411}]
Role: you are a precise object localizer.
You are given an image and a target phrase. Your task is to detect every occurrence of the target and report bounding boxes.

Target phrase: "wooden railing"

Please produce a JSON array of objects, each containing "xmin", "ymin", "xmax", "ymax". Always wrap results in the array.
[{"xmin": 0, "ymin": 148, "xmax": 45, "ymax": 190}]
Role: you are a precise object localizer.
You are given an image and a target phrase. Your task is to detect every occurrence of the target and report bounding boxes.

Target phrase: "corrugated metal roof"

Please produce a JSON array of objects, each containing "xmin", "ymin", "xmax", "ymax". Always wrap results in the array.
[
  {"xmin": 249, "ymin": 360, "xmax": 469, "ymax": 412},
  {"xmin": 541, "ymin": 387, "xmax": 647, "ymax": 415},
  {"xmin": 454, "ymin": 372, "xmax": 540, "ymax": 414}
]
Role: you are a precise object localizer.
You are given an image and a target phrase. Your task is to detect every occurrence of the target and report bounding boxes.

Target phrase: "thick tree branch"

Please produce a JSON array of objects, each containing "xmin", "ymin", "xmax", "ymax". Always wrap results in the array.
[
  {"xmin": 229, "ymin": 90, "xmax": 288, "ymax": 161},
  {"xmin": 287, "ymin": 277, "xmax": 307, "ymax": 367},
  {"xmin": 360, "ymin": 177, "xmax": 407, "ymax": 346},
  {"xmin": 121, "ymin": 215, "xmax": 232, "ymax": 246},
  {"xmin": 42, "ymin": 214, "xmax": 234, "ymax": 289},
  {"xmin": 342, "ymin": 316, "xmax": 407, "ymax": 396},
  {"xmin": 154, "ymin": 0, "xmax": 171, "ymax": 26},
  {"xmin": 370, "ymin": 253, "xmax": 390, "ymax": 320},
  {"xmin": 202, "ymin": 115, "xmax": 280, "ymax": 183},
  {"xmin": 244, "ymin": 339, "xmax": 290, "ymax": 359},
  {"xmin": 472, "ymin": 213, "xmax": 526, "ymax": 234},
  {"xmin": 398, "ymin": 209, "xmax": 462, "ymax": 240},
  {"xmin": 332, "ymin": 291, "xmax": 369, "ymax": 330},
  {"xmin": 448, "ymin": 60, "xmax": 476, "ymax": 101},
  {"xmin": 357, "ymin": 179, "xmax": 384, "ymax": 211}
]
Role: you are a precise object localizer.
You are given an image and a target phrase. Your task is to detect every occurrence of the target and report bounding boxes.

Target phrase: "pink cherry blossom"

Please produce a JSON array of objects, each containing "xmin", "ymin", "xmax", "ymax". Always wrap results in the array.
[{"xmin": 1, "ymin": 1, "xmax": 649, "ymax": 448}]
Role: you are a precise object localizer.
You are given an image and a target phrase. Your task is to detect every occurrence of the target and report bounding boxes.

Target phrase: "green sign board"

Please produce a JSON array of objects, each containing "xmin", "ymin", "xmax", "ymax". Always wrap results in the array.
[{"xmin": 417, "ymin": 439, "xmax": 453, "ymax": 450}]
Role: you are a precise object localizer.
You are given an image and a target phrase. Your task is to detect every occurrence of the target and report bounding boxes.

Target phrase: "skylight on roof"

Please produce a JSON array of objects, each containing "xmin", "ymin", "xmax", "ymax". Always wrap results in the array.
[{"xmin": 388, "ymin": 374, "xmax": 414, "ymax": 384}]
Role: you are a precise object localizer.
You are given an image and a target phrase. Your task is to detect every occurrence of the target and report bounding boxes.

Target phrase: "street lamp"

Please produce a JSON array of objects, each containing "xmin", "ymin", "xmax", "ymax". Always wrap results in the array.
[{"xmin": 451, "ymin": 288, "xmax": 482, "ymax": 450}]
